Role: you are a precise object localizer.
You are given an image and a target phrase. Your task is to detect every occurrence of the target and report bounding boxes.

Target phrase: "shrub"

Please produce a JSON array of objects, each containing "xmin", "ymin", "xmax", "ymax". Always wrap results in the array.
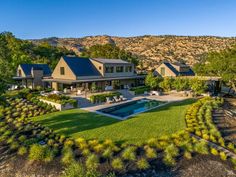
[
  {"xmin": 61, "ymin": 162, "xmax": 101, "ymax": 177},
  {"xmin": 17, "ymin": 146, "xmax": 27, "ymax": 156},
  {"xmin": 121, "ymin": 146, "xmax": 136, "ymax": 161},
  {"xmin": 219, "ymin": 151, "xmax": 227, "ymax": 161},
  {"xmin": 136, "ymin": 158, "xmax": 150, "ymax": 170},
  {"xmin": 184, "ymin": 151, "xmax": 192, "ymax": 159},
  {"xmin": 111, "ymin": 158, "xmax": 124, "ymax": 170},
  {"xmin": 61, "ymin": 146, "xmax": 75, "ymax": 165},
  {"xmin": 89, "ymin": 92, "xmax": 121, "ymax": 104},
  {"xmin": 194, "ymin": 141, "xmax": 209, "ymax": 155},
  {"xmin": 102, "ymin": 148, "xmax": 113, "ymax": 159},
  {"xmin": 144, "ymin": 146, "xmax": 157, "ymax": 159},
  {"xmin": 164, "ymin": 144, "xmax": 179, "ymax": 157},
  {"xmin": 210, "ymin": 148, "xmax": 218, "ymax": 156},
  {"xmin": 163, "ymin": 154, "xmax": 176, "ymax": 166},
  {"xmin": 85, "ymin": 154, "xmax": 99, "ymax": 169},
  {"xmin": 28, "ymin": 144, "xmax": 46, "ymax": 161},
  {"xmin": 129, "ymin": 86, "xmax": 150, "ymax": 95},
  {"xmin": 10, "ymin": 141, "xmax": 19, "ymax": 150},
  {"xmin": 18, "ymin": 135, "xmax": 27, "ymax": 142}
]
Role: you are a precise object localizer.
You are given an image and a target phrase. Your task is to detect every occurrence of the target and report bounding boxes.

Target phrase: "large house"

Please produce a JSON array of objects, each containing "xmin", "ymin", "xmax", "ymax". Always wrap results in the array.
[
  {"xmin": 43, "ymin": 56, "xmax": 144, "ymax": 91},
  {"xmin": 154, "ymin": 61, "xmax": 195, "ymax": 77},
  {"xmin": 13, "ymin": 64, "xmax": 51, "ymax": 89}
]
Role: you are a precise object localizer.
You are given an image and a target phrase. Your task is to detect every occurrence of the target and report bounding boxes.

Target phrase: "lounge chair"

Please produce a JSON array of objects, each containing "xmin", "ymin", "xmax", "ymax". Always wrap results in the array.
[
  {"xmin": 113, "ymin": 96, "xmax": 120, "ymax": 102},
  {"xmin": 120, "ymin": 95, "xmax": 127, "ymax": 101},
  {"xmin": 150, "ymin": 91, "xmax": 161, "ymax": 96},
  {"xmin": 76, "ymin": 90, "xmax": 82, "ymax": 95},
  {"xmin": 106, "ymin": 97, "xmax": 114, "ymax": 104}
]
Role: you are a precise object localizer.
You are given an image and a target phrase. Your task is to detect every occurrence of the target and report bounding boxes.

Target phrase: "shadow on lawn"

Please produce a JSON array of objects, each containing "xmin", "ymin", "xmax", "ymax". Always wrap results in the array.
[{"xmin": 37, "ymin": 112, "xmax": 119, "ymax": 136}]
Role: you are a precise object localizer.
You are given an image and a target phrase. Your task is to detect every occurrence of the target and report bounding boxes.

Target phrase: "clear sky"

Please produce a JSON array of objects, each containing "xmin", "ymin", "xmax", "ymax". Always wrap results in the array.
[{"xmin": 0, "ymin": 0, "xmax": 235, "ymax": 39}]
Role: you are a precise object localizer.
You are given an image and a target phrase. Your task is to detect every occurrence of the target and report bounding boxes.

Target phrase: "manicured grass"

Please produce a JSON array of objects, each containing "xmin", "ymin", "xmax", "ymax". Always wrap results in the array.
[{"xmin": 31, "ymin": 99, "xmax": 195, "ymax": 144}]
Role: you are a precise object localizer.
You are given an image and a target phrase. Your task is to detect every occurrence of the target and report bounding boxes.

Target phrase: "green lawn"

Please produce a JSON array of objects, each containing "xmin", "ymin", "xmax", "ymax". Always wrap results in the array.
[{"xmin": 31, "ymin": 99, "xmax": 195, "ymax": 144}]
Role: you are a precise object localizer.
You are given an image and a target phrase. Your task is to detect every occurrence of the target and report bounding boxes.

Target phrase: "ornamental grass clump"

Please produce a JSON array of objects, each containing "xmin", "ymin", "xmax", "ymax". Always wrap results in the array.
[
  {"xmin": 136, "ymin": 158, "xmax": 150, "ymax": 170},
  {"xmin": 61, "ymin": 146, "xmax": 75, "ymax": 165},
  {"xmin": 121, "ymin": 146, "xmax": 137, "ymax": 161},
  {"xmin": 144, "ymin": 146, "xmax": 157, "ymax": 159},
  {"xmin": 111, "ymin": 158, "xmax": 124, "ymax": 170},
  {"xmin": 17, "ymin": 146, "xmax": 27, "ymax": 156},
  {"xmin": 194, "ymin": 140, "xmax": 209, "ymax": 155},
  {"xmin": 85, "ymin": 154, "xmax": 99, "ymax": 169},
  {"xmin": 219, "ymin": 151, "xmax": 227, "ymax": 161},
  {"xmin": 210, "ymin": 147, "xmax": 219, "ymax": 156},
  {"xmin": 102, "ymin": 148, "xmax": 114, "ymax": 159}
]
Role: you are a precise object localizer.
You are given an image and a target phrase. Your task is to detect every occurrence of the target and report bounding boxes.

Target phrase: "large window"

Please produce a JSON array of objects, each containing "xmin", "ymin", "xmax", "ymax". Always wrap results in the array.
[
  {"xmin": 160, "ymin": 67, "xmax": 165, "ymax": 76},
  {"xmin": 105, "ymin": 66, "xmax": 114, "ymax": 73},
  {"xmin": 125, "ymin": 66, "xmax": 132, "ymax": 72},
  {"xmin": 60, "ymin": 67, "xmax": 65, "ymax": 75},
  {"xmin": 116, "ymin": 66, "xmax": 124, "ymax": 73}
]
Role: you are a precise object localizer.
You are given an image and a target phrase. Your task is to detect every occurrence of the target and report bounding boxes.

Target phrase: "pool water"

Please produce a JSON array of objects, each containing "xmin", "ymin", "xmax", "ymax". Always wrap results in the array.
[{"xmin": 97, "ymin": 98, "xmax": 166, "ymax": 119}]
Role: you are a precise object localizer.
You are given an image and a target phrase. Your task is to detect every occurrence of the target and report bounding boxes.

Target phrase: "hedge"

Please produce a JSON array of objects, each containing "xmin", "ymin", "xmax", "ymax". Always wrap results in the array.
[
  {"xmin": 129, "ymin": 86, "xmax": 150, "ymax": 95},
  {"xmin": 89, "ymin": 92, "xmax": 121, "ymax": 104}
]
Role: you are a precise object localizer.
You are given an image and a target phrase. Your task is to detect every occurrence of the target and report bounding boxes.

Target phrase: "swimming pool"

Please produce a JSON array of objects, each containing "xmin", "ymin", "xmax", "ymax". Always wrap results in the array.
[{"xmin": 97, "ymin": 98, "xmax": 167, "ymax": 119}]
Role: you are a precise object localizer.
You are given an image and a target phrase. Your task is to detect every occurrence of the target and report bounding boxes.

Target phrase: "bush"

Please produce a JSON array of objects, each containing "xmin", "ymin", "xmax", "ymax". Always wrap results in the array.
[
  {"xmin": 89, "ymin": 92, "xmax": 121, "ymax": 104},
  {"xmin": 144, "ymin": 146, "xmax": 157, "ymax": 159},
  {"xmin": 10, "ymin": 141, "xmax": 19, "ymax": 150},
  {"xmin": 85, "ymin": 154, "xmax": 99, "ymax": 169},
  {"xmin": 121, "ymin": 146, "xmax": 136, "ymax": 161},
  {"xmin": 219, "ymin": 151, "xmax": 227, "ymax": 161},
  {"xmin": 17, "ymin": 146, "xmax": 27, "ymax": 156},
  {"xmin": 102, "ymin": 148, "xmax": 113, "ymax": 159},
  {"xmin": 184, "ymin": 151, "xmax": 192, "ymax": 159},
  {"xmin": 61, "ymin": 162, "xmax": 101, "ymax": 177},
  {"xmin": 194, "ymin": 141, "xmax": 209, "ymax": 155},
  {"xmin": 210, "ymin": 148, "xmax": 219, "ymax": 156},
  {"xmin": 28, "ymin": 144, "xmax": 46, "ymax": 161},
  {"xmin": 129, "ymin": 86, "xmax": 150, "ymax": 95},
  {"xmin": 136, "ymin": 158, "xmax": 150, "ymax": 170},
  {"xmin": 61, "ymin": 146, "xmax": 75, "ymax": 165},
  {"xmin": 111, "ymin": 158, "xmax": 124, "ymax": 170}
]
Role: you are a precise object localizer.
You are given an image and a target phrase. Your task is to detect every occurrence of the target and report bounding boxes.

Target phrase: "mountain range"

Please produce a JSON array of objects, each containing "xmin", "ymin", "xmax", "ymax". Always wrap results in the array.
[{"xmin": 31, "ymin": 35, "xmax": 236, "ymax": 70}]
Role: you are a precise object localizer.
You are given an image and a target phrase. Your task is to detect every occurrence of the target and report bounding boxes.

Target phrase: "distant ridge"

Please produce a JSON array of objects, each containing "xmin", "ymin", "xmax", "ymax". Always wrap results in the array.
[{"xmin": 31, "ymin": 35, "xmax": 236, "ymax": 70}]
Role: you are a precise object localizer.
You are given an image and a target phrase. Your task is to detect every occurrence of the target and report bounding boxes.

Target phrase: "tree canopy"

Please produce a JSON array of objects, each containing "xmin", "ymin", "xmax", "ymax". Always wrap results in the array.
[
  {"xmin": 193, "ymin": 45, "xmax": 236, "ymax": 91},
  {"xmin": 81, "ymin": 44, "xmax": 139, "ymax": 65},
  {"xmin": 0, "ymin": 32, "xmax": 75, "ymax": 84}
]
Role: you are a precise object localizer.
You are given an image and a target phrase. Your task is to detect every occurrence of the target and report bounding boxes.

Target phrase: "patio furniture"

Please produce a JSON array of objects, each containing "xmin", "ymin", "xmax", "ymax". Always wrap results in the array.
[
  {"xmin": 76, "ymin": 90, "xmax": 83, "ymax": 95},
  {"xmin": 120, "ymin": 95, "xmax": 127, "ymax": 101},
  {"xmin": 150, "ymin": 90, "xmax": 161, "ymax": 96},
  {"xmin": 106, "ymin": 97, "xmax": 114, "ymax": 104},
  {"xmin": 113, "ymin": 96, "xmax": 120, "ymax": 102}
]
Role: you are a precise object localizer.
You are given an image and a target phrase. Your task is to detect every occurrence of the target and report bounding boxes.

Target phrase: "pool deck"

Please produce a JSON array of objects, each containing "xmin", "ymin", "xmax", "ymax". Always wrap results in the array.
[{"xmin": 72, "ymin": 92, "xmax": 189, "ymax": 120}]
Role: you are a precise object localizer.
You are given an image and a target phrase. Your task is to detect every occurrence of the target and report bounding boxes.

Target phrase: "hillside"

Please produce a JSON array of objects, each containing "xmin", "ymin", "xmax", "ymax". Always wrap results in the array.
[{"xmin": 31, "ymin": 35, "xmax": 236, "ymax": 70}]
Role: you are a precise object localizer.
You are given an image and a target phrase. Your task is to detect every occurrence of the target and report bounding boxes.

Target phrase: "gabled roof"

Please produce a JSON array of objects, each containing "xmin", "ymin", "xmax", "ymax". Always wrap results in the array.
[
  {"xmin": 63, "ymin": 56, "xmax": 101, "ymax": 77},
  {"xmin": 160, "ymin": 62, "xmax": 195, "ymax": 76},
  {"xmin": 91, "ymin": 58, "xmax": 130, "ymax": 64},
  {"xmin": 20, "ymin": 64, "xmax": 51, "ymax": 76}
]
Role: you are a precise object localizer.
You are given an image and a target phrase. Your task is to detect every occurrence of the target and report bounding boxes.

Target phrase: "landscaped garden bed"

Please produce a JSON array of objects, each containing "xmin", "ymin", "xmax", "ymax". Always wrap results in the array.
[
  {"xmin": 129, "ymin": 86, "xmax": 150, "ymax": 95},
  {"xmin": 39, "ymin": 94, "xmax": 78, "ymax": 111},
  {"xmin": 1, "ymin": 90, "xmax": 236, "ymax": 176},
  {"xmin": 89, "ymin": 92, "xmax": 121, "ymax": 104}
]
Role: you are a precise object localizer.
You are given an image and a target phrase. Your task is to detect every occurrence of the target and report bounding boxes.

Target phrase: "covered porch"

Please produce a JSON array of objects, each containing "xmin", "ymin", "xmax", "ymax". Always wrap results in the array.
[{"xmin": 43, "ymin": 75, "xmax": 145, "ymax": 94}]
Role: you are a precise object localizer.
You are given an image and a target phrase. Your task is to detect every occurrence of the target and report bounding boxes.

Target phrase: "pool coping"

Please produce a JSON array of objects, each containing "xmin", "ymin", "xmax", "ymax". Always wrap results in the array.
[{"xmin": 87, "ymin": 99, "xmax": 171, "ymax": 120}]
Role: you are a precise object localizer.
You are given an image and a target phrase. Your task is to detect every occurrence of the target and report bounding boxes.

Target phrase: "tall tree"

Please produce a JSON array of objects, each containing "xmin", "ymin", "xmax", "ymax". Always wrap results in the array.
[{"xmin": 194, "ymin": 46, "xmax": 236, "ymax": 92}]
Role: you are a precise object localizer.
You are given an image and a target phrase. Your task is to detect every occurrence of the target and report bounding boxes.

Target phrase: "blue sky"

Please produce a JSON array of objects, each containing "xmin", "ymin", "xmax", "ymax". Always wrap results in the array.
[{"xmin": 0, "ymin": 0, "xmax": 235, "ymax": 39}]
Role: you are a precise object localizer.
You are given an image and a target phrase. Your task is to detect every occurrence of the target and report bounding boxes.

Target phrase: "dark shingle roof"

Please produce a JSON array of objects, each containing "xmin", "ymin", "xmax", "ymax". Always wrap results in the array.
[
  {"xmin": 63, "ymin": 56, "xmax": 101, "ymax": 77},
  {"xmin": 20, "ymin": 64, "xmax": 51, "ymax": 76},
  {"xmin": 163, "ymin": 62, "xmax": 195, "ymax": 76}
]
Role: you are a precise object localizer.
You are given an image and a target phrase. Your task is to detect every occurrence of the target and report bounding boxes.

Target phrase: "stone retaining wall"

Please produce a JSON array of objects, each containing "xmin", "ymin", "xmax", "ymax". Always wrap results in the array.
[{"xmin": 39, "ymin": 99, "xmax": 75, "ymax": 111}]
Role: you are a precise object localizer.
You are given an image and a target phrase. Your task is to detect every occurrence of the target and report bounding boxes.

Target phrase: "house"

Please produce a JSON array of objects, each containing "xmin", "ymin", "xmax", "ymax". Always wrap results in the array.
[
  {"xmin": 13, "ymin": 64, "xmax": 51, "ymax": 89},
  {"xmin": 43, "ymin": 56, "xmax": 144, "ymax": 91},
  {"xmin": 154, "ymin": 61, "xmax": 195, "ymax": 77}
]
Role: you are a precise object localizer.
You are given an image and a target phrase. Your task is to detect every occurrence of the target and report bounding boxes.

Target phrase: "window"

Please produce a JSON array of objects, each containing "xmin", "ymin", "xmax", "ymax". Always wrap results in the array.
[
  {"xmin": 99, "ymin": 66, "xmax": 102, "ymax": 70},
  {"xmin": 105, "ymin": 66, "xmax": 114, "ymax": 73},
  {"xmin": 116, "ymin": 66, "xmax": 124, "ymax": 73},
  {"xmin": 18, "ymin": 69, "xmax": 22, "ymax": 76},
  {"xmin": 125, "ymin": 66, "xmax": 132, "ymax": 72},
  {"xmin": 160, "ymin": 67, "xmax": 165, "ymax": 76},
  {"xmin": 60, "ymin": 67, "xmax": 65, "ymax": 75}
]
